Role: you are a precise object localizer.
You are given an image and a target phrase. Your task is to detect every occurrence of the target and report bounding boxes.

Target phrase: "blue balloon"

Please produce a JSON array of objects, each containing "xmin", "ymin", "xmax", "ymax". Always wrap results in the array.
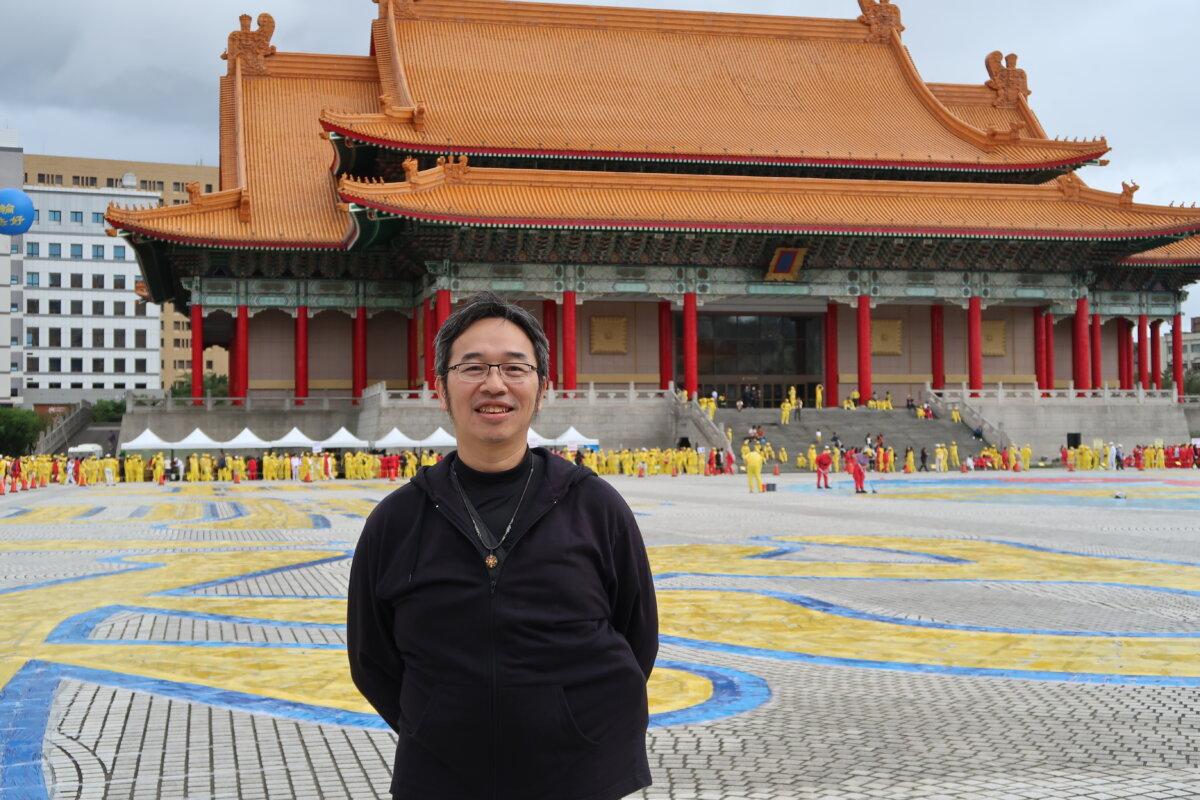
[{"xmin": 0, "ymin": 188, "xmax": 35, "ymax": 236}]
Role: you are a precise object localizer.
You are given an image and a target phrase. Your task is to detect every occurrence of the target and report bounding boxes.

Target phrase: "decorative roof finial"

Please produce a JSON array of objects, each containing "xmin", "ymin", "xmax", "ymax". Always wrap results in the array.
[
  {"xmin": 1120, "ymin": 180, "xmax": 1140, "ymax": 207},
  {"xmin": 221, "ymin": 13, "xmax": 276, "ymax": 76},
  {"xmin": 857, "ymin": 0, "xmax": 904, "ymax": 44},
  {"xmin": 984, "ymin": 51, "xmax": 1031, "ymax": 108}
]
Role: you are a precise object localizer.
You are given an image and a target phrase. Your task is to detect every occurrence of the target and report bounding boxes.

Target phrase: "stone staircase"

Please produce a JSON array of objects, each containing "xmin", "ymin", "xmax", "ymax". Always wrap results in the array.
[{"xmin": 714, "ymin": 406, "xmax": 984, "ymax": 471}]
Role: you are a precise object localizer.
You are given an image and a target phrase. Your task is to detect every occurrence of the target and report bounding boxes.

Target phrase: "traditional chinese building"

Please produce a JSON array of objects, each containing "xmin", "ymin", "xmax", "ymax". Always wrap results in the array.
[{"xmin": 106, "ymin": 0, "xmax": 1200, "ymax": 409}]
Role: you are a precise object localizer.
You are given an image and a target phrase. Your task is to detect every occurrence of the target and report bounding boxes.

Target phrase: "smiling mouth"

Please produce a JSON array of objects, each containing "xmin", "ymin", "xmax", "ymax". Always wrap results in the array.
[{"xmin": 475, "ymin": 405, "xmax": 514, "ymax": 416}]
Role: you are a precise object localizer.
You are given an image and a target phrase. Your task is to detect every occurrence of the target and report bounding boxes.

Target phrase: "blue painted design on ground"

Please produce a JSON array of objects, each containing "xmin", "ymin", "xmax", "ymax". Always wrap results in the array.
[
  {"xmin": 747, "ymin": 536, "xmax": 970, "ymax": 565},
  {"xmin": 0, "ymin": 554, "xmax": 162, "ymax": 597},
  {"xmin": 650, "ymin": 660, "xmax": 771, "ymax": 728}
]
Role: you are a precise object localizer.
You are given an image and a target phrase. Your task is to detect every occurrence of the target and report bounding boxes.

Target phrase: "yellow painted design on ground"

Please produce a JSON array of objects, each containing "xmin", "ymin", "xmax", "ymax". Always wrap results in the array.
[
  {"xmin": 0, "ymin": 506, "xmax": 98, "ymax": 524},
  {"xmin": 647, "ymin": 668, "xmax": 712, "ymax": 716},
  {"xmin": 201, "ymin": 498, "xmax": 318, "ymax": 530}
]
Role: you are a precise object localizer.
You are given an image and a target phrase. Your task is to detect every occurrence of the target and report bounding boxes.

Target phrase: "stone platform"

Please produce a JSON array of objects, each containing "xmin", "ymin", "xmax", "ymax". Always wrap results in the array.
[{"xmin": 2, "ymin": 470, "xmax": 1200, "ymax": 799}]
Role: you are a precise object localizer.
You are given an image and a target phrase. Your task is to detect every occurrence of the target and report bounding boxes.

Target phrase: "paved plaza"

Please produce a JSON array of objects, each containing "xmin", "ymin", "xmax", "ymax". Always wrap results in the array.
[{"xmin": 2, "ymin": 469, "xmax": 1200, "ymax": 799}]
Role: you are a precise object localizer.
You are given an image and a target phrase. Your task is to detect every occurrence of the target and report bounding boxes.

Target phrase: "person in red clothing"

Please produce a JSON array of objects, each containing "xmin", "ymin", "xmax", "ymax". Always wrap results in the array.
[
  {"xmin": 247, "ymin": 457, "xmax": 259, "ymax": 481},
  {"xmin": 850, "ymin": 450, "xmax": 868, "ymax": 494},
  {"xmin": 815, "ymin": 447, "xmax": 832, "ymax": 489}
]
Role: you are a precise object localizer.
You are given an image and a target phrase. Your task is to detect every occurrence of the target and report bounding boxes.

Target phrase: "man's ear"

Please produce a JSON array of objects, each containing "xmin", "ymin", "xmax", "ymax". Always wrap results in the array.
[{"xmin": 435, "ymin": 376, "xmax": 450, "ymax": 414}]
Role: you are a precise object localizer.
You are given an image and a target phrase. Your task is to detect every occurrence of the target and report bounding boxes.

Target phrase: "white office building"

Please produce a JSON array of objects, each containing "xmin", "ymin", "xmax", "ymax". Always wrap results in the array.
[
  {"xmin": 1, "ymin": 130, "xmax": 23, "ymax": 405},
  {"xmin": 19, "ymin": 180, "xmax": 164, "ymax": 404}
]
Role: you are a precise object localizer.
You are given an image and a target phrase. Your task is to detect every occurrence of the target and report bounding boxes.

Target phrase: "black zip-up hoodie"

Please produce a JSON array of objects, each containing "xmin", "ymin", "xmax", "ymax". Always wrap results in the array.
[{"xmin": 348, "ymin": 448, "xmax": 658, "ymax": 800}]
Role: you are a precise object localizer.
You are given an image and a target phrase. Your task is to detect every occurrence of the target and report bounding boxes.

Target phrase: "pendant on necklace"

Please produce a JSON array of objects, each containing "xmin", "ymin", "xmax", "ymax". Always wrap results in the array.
[{"xmin": 485, "ymin": 554, "xmax": 499, "ymax": 569}]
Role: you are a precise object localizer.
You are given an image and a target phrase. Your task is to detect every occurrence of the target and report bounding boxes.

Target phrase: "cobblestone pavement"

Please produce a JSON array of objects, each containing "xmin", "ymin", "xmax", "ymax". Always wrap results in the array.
[{"xmin": 2, "ymin": 470, "xmax": 1200, "ymax": 799}]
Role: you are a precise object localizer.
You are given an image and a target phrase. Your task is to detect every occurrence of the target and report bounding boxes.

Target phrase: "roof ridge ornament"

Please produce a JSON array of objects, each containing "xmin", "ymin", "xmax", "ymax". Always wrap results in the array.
[
  {"xmin": 221, "ymin": 13, "xmax": 277, "ymax": 76},
  {"xmin": 857, "ymin": 0, "xmax": 904, "ymax": 44},
  {"xmin": 1120, "ymin": 180, "xmax": 1140, "ymax": 207},
  {"xmin": 984, "ymin": 51, "xmax": 1031, "ymax": 108},
  {"xmin": 375, "ymin": 0, "xmax": 419, "ymax": 20},
  {"xmin": 439, "ymin": 154, "xmax": 470, "ymax": 182}
]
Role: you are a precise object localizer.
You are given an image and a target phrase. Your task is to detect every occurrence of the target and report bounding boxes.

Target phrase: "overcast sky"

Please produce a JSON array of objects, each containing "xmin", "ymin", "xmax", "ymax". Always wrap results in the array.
[{"xmin": 3, "ymin": 0, "xmax": 1199, "ymax": 320}]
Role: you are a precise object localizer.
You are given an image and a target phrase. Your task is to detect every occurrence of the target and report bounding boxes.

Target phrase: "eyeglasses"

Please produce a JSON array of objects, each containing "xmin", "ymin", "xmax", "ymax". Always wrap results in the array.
[{"xmin": 448, "ymin": 362, "xmax": 538, "ymax": 383}]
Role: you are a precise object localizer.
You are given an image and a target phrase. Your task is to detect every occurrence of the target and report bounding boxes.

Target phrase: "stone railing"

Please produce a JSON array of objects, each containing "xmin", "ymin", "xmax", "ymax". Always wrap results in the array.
[
  {"xmin": 685, "ymin": 399, "xmax": 734, "ymax": 455},
  {"xmin": 929, "ymin": 382, "xmax": 1178, "ymax": 405},
  {"xmin": 35, "ymin": 401, "xmax": 93, "ymax": 454},
  {"xmin": 125, "ymin": 392, "xmax": 361, "ymax": 411},
  {"xmin": 379, "ymin": 381, "xmax": 675, "ymax": 408},
  {"xmin": 920, "ymin": 386, "xmax": 1013, "ymax": 451}
]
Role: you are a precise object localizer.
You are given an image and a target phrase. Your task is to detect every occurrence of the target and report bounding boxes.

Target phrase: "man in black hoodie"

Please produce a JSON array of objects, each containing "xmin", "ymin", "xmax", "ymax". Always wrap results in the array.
[{"xmin": 348, "ymin": 292, "xmax": 659, "ymax": 800}]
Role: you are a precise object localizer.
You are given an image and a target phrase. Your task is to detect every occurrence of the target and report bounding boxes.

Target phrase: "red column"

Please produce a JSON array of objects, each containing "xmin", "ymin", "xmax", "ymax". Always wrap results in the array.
[
  {"xmin": 1090, "ymin": 313, "xmax": 1102, "ymax": 390},
  {"xmin": 435, "ymin": 289, "xmax": 451, "ymax": 331},
  {"xmin": 1116, "ymin": 318, "xmax": 1129, "ymax": 389},
  {"xmin": 1044, "ymin": 313, "xmax": 1056, "ymax": 392},
  {"xmin": 967, "ymin": 295, "xmax": 983, "ymax": 393},
  {"xmin": 423, "ymin": 297, "xmax": 435, "ymax": 387},
  {"xmin": 682, "ymin": 292, "xmax": 698, "ymax": 399},
  {"xmin": 543, "ymin": 300, "xmax": 559, "ymax": 388},
  {"xmin": 930, "ymin": 304, "xmax": 945, "ymax": 390},
  {"xmin": 856, "ymin": 295, "xmax": 872, "ymax": 404},
  {"xmin": 1174, "ymin": 313, "xmax": 1186, "ymax": 402},
  {"xmin": 562, "ymin": 291, "xmax": 577, "ymax": 391},
  {"xmin": 658, "ymin": 300, "xmax": 673, "ymax": 391},
  {"xmin": 1033, "ymin": 307, "xmax": 1046, "ymax": 390},
  {"xmin": 407, "ymin": 308, "xmax": 419, "ymax": 389},
  {"xmin": 234, "ymin": 305, "xmax": 249, "ymax": 404},
  {"xmin": 1151, "ymin": 320, "xmax": 1163, "ymax": 390},
  {"xmin": 824, "ymin": 302, "xmax": 839, "ymax": 408},
  {"xmin": 1137, "ymin": 314, "xmax": 1150, "ymax": 389},
  {"xmin": 294, "ymin": 307, "xmax": 309, "ymax": 405},
  {"xmin": 352, "ymin": 306, "xmax": 367, "ymax": 400},
  {"xmin": 1073, "ymin": 296, "xmax": 1091, "ymax": 392},
  {"xmin": 189, "ymin": 304, "xmax": 205, "ymax": 405}
]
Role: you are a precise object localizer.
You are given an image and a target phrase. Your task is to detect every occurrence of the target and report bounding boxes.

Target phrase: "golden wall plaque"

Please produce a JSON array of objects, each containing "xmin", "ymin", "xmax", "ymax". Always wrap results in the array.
[
  {"xmin": 982, "ymin": 320, "xmax": 1007, "ymax": 357},
  {"xmin": 871, "ymin": 319, "xmax": 903, "ymax": 356},
  {"xmin": 589, "ymin": 315, "xmax": 628, "ymax": 355}
]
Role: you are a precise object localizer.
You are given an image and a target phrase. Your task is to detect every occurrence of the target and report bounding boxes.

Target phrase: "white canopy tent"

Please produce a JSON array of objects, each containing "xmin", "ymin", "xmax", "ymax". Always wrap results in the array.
[
  {"xmin": 270, "ymin": 427, "xmax": 318, "ymax": 449},
  {"xmin": 373, "ymin": 428, "xmax": 422, "ymax": 450},
  {"xmin": 221, "ymin": 428, "xmax": 272, "ymax": 450},
  {"xmin": 553, "ymin": 426, "xmax": 600, "ymax": 448},
  {"xmin": 169, "ymin": 428, "xmax": 223, "ymax": 450},
  {"xmin": 527, "ymin": 428, "xmax": 556, "ymax": 447},
  {"xmin": 119, "ymin": 429, "xmax": 171, "ymax": 451},
  {"xmin": 418, "ymin": 427, "xmax": 458, "ymax": 448},
  {"xmin": 319, "ymin": 427, "xmax": 371, "ymax": 450}
]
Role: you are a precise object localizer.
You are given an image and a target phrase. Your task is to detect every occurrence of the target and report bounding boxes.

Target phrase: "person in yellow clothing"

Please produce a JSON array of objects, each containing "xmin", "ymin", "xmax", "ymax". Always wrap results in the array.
[
  {"xmin": 815, "ymin": 383, "xmax": 824, "ymax": 410},
  {"xmin": 831, "ymin": 448, "xmax": 841, "ymax": 473},
  {"xmin": 949, "ymin": 441, "xmax": 960, "ymax": 470},
  {"xmin": 904, "ymin": 447, "xmax": 916, "ymax": 473},
  {"xmin": 744, "ymin": 448, "xmax": 764, "ymax": 493},
  {"xmin": 186, "ymin": 454, "xmax": 199, "ymax": 482},
  {"xmin": 779, "ymin": 399, "xmax": 792, "ymax": 426},
  {"xmin": 1021, "ymin": 444, "xmax": 1032, "ymax": 471},
  {"xmin": 806, "ymin": 444, "xmax": 818, "ymax": 472},
  {"xmin": 199, "ymin": 454, "xmax": 214, "ymax": 482},
  {"xmin": 778, "ymin": 446, "xmax": 788, "ymax": 465}
]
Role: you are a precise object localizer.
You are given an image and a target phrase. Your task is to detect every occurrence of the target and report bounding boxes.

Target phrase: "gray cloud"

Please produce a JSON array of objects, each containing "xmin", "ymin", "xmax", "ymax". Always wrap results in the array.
[{"xmin": 4, "ymin": 0, "xmax": 1199, "ymax": 316}]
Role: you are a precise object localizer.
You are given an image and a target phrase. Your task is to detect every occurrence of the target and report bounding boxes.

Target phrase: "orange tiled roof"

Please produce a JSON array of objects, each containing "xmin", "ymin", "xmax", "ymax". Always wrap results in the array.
[
  {"xmin": 927, "ymin": 83, "xmax": 1049, "ymax": 139},
  {"xmin": 1122, "ymin": 236, "xmax": 1200, "ymax": 266},
  {"xmin": 318, "ymin": 0, "xmax": 1108, "ymax": 172},
  {"xmin": 338, "ymin": 162, "xmax": 1200, "ymax": 240},
  {"xmin": 108, "ymin": 53, "xmax": 379, "ymax": 249}
]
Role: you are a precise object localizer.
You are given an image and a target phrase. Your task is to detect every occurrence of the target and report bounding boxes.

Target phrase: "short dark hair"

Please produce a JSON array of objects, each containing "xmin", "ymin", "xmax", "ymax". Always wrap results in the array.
[{"xmin": 433, "ymin": 291, "xmax": 550, "ymax": 383}]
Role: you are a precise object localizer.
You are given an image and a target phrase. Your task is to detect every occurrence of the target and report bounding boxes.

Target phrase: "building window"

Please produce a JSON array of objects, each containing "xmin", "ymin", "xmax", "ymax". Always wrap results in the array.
[
  {"xmin": 91, "ymin": 274, "xmax": 104, "ymax": 289},
  {"xmin": 113, "ymin": 358, "xmax": 126, "ymax": 373},
  {"xmin": 49, "ymin": 357, "xmax": 61, "ymax": 372},
  {"xmin": 92, "ymin": 245, "xmax": 104, "ymax": 259},
  {"xmin": 70, "ymin": 244, "xmax": 83, "ymax": 259},
  {"xmin": 25, "ymin": 272, "xmax": 38, "ymax": 287},
  {"xmin": 25, "ymin": 299, "xmax": 38, "ymax": 314},
  {"xmin": 113, "ymin": 330, "xmax": 126, "ymax": 348},
  {"xmin": 114, "ymin": 246, "xmax": 126, "ymax": 260},
  {"xmin": 49, "ymin": 329, "xmax": 61, "ymax": 347},
  {"xmin": 135, "ymin": 330, "xmax": 147, "ymax": 348},
  {"xmin": 48, "ymin": 243, "xmax": 61, "ymax": 258},
  {"xmin": 48, "ymin": 210, "xmax": 62, "ymax": 222},
  {"xmin": 91, "ymin": 212, "xmax": 104, "ymax": 224},
  {"xmin": 134, "ymin": 302, "xmax": 146, "ymax": 317},
  {"xmin": 70, "ymin": 211, "xmax": 83, "ymax": 223},
  {"xmin": 37, "ymin": 173, "xmax": 63, "ymax": 186},
  {"xmin": 69, "ymin": 358, "xmax": 82, "ymax": 373},
  {"xmin": 25, "ymin": 357, "xmax": 38, "ymax": 373},
  {"xmin": 25, "ymin": 330, "xmax": 39, "ymax": 347},
  {"xmin": 92, "ymin": 358, "xmax": 104, "ymax": 373},
  {"xmin": 26, "ymin": 383, "xmax": 38, "ymax": 390},
  {"xmin": 92, "ymin": 329, "xmax": 104, "ymax": 348},
  {"xmin": 25, "ymin": 242, "xmax": 38, "ymax": 257},
  {"xmin": 48, "ymin": 273, "xmax": 62, "ymax": 287},
  {"xmin": 70, "ymin": 300, "xmax": 83, "ymax": 315},
  {"xmin": 70, "ymin": 382, "xmax": 83, "ymax": 389},
  {"xmin": 134, "ymin": 358, "xmax": 147, "ymax": 373},
  {"xmin": 113, "ymin": 275, "xmax": 126, "ymax": 290},
  {"xmin": 206, "ymin": 360, "xmax": 214, "ymax": 370},
  {"xmin": 70, "ymin": 273, "xmax": 83, "ymax": 288},
  {"xmin": 48, "ymin": 300, "xmax": 61, "ymax": 315},
  {"xmin": 72, "ymin": 176, "xmax": 98, "ymax": 188},
  {"xmin": 205, "ymin": 184, "xmax": 213, "ymax": 193},
  {"xmin": 70, "ymin": 329, "xmax": 83, "ymax": 348},
  {"xmin": 112, "ymin": 302, "xmax": 125, "ymax": 317},
  {"xmin": 92, "ymin": 301, "xmax": 104, "ymax": 316},
  {"xmin": 138, "ymin": 179, "xmax": 165, "ymax": 192},
  {"xmin": 171, "ymin": 181, "xmax": 185, "ymax": 192}
]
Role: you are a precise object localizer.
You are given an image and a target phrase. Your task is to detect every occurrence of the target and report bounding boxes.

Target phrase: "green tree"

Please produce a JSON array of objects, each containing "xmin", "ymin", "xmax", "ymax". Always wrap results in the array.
[
  {"xmin": 170, "ymin": 373, "xmax": 229, "ymax": 399},
  {"xmin": 90, "ymin": 399, "xmax": 126, "ymax": 424},
  {"xmin": 0, "ymin": 407, "xmax": 46, "ymax": 456},
  {"xmin": 1160, "ymin": 368, "xmax": 1200, "ymax": 395}
]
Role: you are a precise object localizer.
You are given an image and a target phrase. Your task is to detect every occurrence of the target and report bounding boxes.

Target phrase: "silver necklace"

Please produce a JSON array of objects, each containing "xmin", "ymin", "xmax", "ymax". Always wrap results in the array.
[{"xmin": 454, "ymin": 458, "xmax": 535, "ymax": 570}]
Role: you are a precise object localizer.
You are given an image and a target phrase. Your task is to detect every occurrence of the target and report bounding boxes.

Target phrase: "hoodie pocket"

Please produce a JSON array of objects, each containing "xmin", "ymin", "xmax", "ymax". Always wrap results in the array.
[
  {"xmin": 399, "ymin": 681, "xmax": 490, "ymax": 786},
  {"xmin": 497, "ymin": 685, "xmax": 598, "ymax": 793}
]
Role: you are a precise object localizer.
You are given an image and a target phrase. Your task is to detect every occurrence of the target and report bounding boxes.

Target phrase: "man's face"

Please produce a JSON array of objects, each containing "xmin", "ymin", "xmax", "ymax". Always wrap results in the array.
[{"xmin": 437, "ymin": 317, "xmax": 543, "ymax": 450}]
